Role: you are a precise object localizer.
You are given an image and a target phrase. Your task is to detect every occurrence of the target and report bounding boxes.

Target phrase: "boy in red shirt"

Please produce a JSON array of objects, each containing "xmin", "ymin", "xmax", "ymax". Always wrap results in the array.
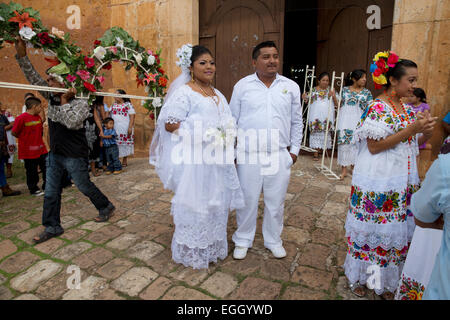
[{"xmin": 12, "ymin": 97, "xmax": 48, "ymax": 196}]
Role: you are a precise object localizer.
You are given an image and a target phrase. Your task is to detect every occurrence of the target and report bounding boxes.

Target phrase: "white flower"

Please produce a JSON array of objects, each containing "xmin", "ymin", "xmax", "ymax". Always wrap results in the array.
[
  {"xmin": 93, "ymin": 46, "xmax": 107, "ymax": 60},
  {"xmin": 115, "ymin": 37, "xmax": 124, "ymax": 50},
  {"xmin": 19, "ymin": 27, "xmax": 36, "ymax": 41},
  {"xmin": 176, "ymin": 44, "xmax": 193, "ymax": 71},
  {"xmin": 152, "ymin": 97, "xmax": 162, "ymax": 108},
  {"xmin": 0, "ymin": 16, "xmax": 4, "ymax": 22},
  {"xmin": 51, "ymin": 27, "xmax": 65, "ymax": 39},
  {"xmin": 133, "ymin": 53, "xmax": 143, "ymax": 65},
  {"xmin": 147, "ymin": 55, "xmax": 155, "ymax": 66}
]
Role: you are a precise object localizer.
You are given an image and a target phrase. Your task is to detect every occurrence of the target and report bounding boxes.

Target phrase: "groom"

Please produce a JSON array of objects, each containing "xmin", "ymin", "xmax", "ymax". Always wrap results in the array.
[{"xmin": 230, "ymin": 41, "xmax": 303, "ymax": 259}]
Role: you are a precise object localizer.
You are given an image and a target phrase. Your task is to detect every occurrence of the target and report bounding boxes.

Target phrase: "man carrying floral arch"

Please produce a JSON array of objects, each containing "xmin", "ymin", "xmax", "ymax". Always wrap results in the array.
[{"xmin": 14, "ymin": 37, "xmax": 116, "ymax": 244}]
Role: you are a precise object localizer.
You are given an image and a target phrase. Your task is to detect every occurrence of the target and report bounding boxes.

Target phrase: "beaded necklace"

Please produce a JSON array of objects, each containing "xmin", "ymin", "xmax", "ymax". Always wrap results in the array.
[{"xmin": 385, "ymin": 90, "xmax": 413, "ymax": 175}]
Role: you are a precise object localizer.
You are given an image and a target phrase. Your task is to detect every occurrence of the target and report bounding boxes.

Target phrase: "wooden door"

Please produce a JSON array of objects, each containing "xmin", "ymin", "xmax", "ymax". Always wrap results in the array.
[
  {"xmin": 316, "ymin": 0, "xmax": 394, "ymax": 93},
  {"xmin": 200, "ymin": 0, "xmax": 285, "ymax": 100}
]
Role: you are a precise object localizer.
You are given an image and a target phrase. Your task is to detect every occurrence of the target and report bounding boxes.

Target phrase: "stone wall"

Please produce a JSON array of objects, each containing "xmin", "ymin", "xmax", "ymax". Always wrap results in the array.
[
  {"xmin": 392, "ymin": 0, "xmax": 450, "ymax": 159},
  {"xmin": 0, "ymin": 0, "xmax": 199, "ymax": 156}
]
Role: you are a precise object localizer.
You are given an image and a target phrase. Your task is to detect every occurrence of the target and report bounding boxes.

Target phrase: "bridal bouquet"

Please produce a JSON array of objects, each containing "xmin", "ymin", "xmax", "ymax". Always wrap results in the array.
[{"xmin": 204, "ymin": 117, "xmax": 237, "ymax": 148}]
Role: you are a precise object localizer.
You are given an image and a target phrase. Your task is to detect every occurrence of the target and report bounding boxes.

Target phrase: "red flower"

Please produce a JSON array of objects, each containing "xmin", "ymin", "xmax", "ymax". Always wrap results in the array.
[
  {"xmin": 84, "ymin": 56, "xmax": 95, "ymax": 68},
  {"xmin": 83, "ymin": 82, "xmax": 97, "ymax": 92},
  {"xmin": 102, "ymin": 63, "xmax": 112, "ymax": 70},
  {"xmin": 374, "ymin": 83, "xmax": 383, "ymax": 90},
  {"xmin": 149, "ymin": 113, "xmax": 155, "ymax": 120},
  {"xmin": 9, "ymin": 11, "xmax": 37, "ymax": 29},
  {"xmin": 387, "ymin": 52, "xmax": 399, "ymax": 67},
  {"xmin": 158, "ymin": 77, "xmax": 167, "ymax": 87},
  {"xmin": 376, "ymin": 59, "xmax": 388, "ymax": 73},
  {"xmin": 136, "ymin": 75, "xmax": 144, "ymax": 88},
  {"xmin": 37, "ymin": 32, "xmax": 53, "ymax": 45},
  {"xmin": 376, "ymin": 246, "xmax": 387, "ymax": 257},
  {"xmin": 382, "ymin": 199, "xmax": 393, "ymax": 212},
  {"xmin": 350, "ymin": 186, "xmax": 355, "ymax": 196},
  {"xmin": 157, "ymin": 67, "xmax": 165, "ymax": 75},
  {"xmin": 373, "ymin": 68, "xmax": 382, "ymax": 77},
  {"xmin": 94, "ymin": 40, "xmax": 101, "ymax": 47}
]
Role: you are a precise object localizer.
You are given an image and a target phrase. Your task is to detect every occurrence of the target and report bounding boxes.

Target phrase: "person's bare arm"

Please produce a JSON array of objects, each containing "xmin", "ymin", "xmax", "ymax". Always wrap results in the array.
[
  {"xmin": 414, "ymin": 215, "xmax": 444, "ymax": 230},
  {"xmin": 128, "ymin": 114, "xmax": 135, "ymax": 136},
  {"xmin": 93, "ymin": 107, "xmax": 104, "ymax": 135}
]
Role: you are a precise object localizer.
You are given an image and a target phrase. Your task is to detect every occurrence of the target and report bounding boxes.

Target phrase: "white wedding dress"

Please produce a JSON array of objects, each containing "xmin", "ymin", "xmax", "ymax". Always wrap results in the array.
[{"xmin": 150, "ymin": 84, "xmax": 244, "ymax": 269}]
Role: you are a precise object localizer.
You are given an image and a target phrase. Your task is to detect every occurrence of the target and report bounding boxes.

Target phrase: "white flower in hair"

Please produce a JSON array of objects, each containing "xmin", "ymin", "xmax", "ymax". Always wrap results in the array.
[
  {"xmin": 176, "ymin": 44, "xmax": 193, "ymax": 71},
  {"xmin": 19, "ymin": 27, "xmax": 36, "ymax": 41}
]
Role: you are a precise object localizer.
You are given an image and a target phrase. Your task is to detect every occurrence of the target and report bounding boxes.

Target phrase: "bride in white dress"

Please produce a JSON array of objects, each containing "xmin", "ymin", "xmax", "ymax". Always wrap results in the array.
[{"xmin": 149, "ymin": 44, "xmax": 244, "ymax": 269}]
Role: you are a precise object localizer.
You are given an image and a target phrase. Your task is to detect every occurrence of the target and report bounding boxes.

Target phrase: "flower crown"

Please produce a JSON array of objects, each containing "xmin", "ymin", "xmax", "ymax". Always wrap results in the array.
[
  {"xmin": 370, "ymin": 50, "xmax": 400, "ymax": 89},
  {"xmin": 175, "ymin": 44, "xmax": 193, "ymax": 71}
]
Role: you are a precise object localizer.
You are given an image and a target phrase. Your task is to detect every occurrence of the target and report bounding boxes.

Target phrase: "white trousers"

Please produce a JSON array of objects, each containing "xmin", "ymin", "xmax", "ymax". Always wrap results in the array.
[{"xmin": 232, "ymin": 149, "xmax": 292, "ymax": 250}]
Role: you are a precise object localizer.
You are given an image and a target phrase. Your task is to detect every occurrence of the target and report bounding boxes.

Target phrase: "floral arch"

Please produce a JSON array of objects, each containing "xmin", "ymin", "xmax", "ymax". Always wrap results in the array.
[{"xmin": 0, "ymin": 2, "xmax": 167, "ymax": 117}]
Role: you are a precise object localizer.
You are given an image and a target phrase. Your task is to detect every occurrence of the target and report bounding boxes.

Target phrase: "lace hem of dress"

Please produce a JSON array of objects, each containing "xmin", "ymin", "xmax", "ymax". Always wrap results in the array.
[
  {"xmin": 338, "ymin": 144, "xmax": 357, "ymax": 166},
  {"xmin": 345, "ymin": 213, "xmax": 415, "ymax": 250},
  {"xmin": 344, "ymin": 255, "xmax": 404, "ymax": 295},
  {"xmin": 309, "ymin": 132, "xmax": 332, "ymax": 149},
  {"xmin": 171, "ymin": 238, "xmax": 228, "ymax": 269}
]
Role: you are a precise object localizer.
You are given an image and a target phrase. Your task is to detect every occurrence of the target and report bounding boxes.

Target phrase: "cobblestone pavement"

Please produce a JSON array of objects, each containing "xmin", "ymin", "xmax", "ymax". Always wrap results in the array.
[{"xmin": 0, "ymin": 155, "xmax": 383, "ymax": 300}]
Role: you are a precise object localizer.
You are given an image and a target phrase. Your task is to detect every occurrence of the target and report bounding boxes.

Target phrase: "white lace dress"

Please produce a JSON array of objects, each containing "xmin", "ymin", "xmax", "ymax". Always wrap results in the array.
[
  {"xmin": 344, "ymin": 99, "xmax": 419, "ymax": 295},
  {"xmin": 307, "ymin": 87, "xmax": 335, "ymax": 149},
  {"xmin": 158, "ymin": 84, "xmax": 245, "ymax": 269},
  {"xmin": 336, "ymin": 87, "xmax": 373, "ymax": 167}
]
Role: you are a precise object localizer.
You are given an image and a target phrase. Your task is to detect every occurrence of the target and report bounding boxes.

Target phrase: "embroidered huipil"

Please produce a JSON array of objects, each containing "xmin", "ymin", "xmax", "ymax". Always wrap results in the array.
[
  {"xmin": 229, "ymin": 73, "xmax": 303, "ymax": 155},
  {"xmin": 344, "ymin": 99, "xmax": 420, "ymax": 295}
]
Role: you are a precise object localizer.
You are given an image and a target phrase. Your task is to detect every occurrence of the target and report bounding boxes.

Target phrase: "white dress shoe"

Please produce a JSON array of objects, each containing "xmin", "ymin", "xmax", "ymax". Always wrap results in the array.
[
  {"xmin": 233, "ymin": 246, "xmax": 248, "ymax": 260},
  {"xmin": 269, "ymin": 246, "xmax": 286, "ymax": 258}
]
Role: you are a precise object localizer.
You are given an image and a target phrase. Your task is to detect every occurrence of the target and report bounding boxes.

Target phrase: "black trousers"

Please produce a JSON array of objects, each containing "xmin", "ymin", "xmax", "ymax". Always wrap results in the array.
[{"xmin": 24, "ymin": 154, "xmax": 47, "ymax": 193}]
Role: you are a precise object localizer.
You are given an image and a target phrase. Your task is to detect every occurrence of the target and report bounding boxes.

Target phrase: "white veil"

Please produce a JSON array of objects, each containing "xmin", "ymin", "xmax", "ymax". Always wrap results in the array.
[{"xmin": 149, "ymin": 45, "xmax": 192, "ymax": 190}]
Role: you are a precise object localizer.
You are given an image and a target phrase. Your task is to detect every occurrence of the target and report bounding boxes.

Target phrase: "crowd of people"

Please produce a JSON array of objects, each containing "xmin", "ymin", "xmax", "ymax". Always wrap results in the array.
[
  {"xmin": 1, "ymin": 37, "xmax": 448, "ymax": 300},
  {"xmin": 0, "ymin": 89, "xmax": 136, "ymax": 197}
]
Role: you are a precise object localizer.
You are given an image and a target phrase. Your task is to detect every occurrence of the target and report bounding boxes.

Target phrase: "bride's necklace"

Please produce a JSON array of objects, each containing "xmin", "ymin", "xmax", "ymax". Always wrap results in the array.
[{"xmin": 193, "ymin": 80, "xmax": 220, "ymax": 106}]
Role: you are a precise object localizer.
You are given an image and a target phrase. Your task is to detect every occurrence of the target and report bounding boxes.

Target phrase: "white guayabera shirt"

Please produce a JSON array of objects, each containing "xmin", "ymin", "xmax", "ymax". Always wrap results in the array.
[{"xmin": 229, "ymin": 73, "xmax": 303, "ymax": 155}]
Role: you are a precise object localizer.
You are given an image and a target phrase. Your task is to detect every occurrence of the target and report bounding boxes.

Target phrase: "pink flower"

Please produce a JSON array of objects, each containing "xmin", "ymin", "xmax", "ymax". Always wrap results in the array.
[
  {"xmin": 147, "ymin": 49, "xmax": 154, "ymax": 55},
  {"xmin": 144, "ymin": 73, "xmax": 157, "ymax": 85},
  {"xmin": 76, "ymin": 70, "xmax": 91, "ymax": 81},
  {"xmin": 66, "ymin": 74, "xmax": 77, "ymax": 82},
  {"xmin": 374, "ymin": 104, "xmax": 384, "ymax": 113},
  {"xmin": 96, "ymin": 76, "xmax": 105, "ymax": 83},
  {"xmin": 109, "ymin": 46, "xmax": 118, "ymax": 54}
]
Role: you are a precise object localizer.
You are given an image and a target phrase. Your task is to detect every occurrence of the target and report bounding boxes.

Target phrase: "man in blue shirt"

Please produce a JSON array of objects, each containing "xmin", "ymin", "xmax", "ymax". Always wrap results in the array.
[{"xmin": 412, "ymin": 151, "xmax": 450, "ymax": 299}]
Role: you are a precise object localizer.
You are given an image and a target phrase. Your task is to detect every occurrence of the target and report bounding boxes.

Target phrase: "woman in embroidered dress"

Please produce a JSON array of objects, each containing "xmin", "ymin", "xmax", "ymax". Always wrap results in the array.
[
  {"xmin": 343, "ymin": 52, "xmax": 437, "ymax": 299},
  {"xmin": 0, "ymin": 103, "xmax": 16, "ymax": 178},
  {"xmin": 110, "ymin": 89, "xmax": 135, "ymax": 167},
  {"xmin": 302, "ymin": 72, "xmax": 338, "ymax": 160},
  {"xmin": 336, "ymin": 70, "xmax": 373, "ymax": 180},
  {"xmin": 149, "ymin": 45, "xmax": 244, "ymax": 269}
]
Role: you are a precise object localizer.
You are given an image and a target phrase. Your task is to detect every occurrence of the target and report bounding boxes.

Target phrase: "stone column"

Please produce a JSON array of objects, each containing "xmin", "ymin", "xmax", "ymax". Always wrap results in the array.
[
  {"xmin": 110, "ymin": 0, "xmax": 199, "ymax": 156},
  {"xmin": 392, "ymin": 0, "xmax": 450, "ymax": 166}
]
